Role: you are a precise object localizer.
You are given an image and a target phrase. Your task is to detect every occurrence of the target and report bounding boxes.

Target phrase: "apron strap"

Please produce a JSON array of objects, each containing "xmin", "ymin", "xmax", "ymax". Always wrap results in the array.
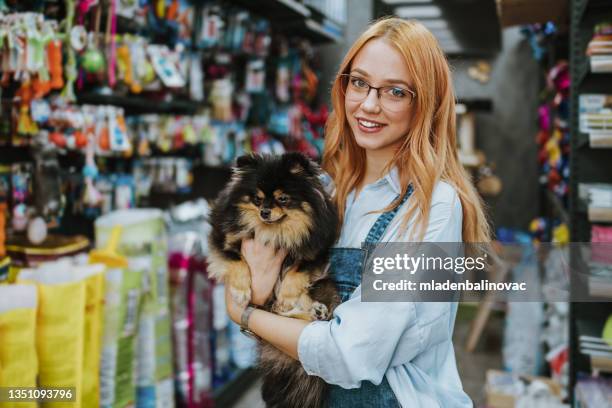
[{"xmin": 364, "ymin": 184, "xmax": 414, "ymax": 244}]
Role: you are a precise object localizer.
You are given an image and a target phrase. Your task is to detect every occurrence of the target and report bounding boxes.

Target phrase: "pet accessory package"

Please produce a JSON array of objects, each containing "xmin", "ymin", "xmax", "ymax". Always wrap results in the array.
[
  {"xmin": 79, "ymin": 264, "xmax": 106, "ymax": 408},
  {"xmin": 17, "ymin": 263, "xmax": 88, "ymax": 408},
  {"xmin": 96, "ymin": 209, "xmax": 175, "ymax": 408},
  {"xmin": 167, "ymin": 200, "xmax": 215, "ymax": 406},
  {"xmin": 0, "ymin": 284, "xmax": 38, "ymax": 408}
]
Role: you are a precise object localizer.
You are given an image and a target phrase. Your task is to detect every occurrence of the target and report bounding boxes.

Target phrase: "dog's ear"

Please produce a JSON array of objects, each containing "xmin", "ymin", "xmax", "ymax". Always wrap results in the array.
[
  {"xmin": 235, "ymin": 154, "xmax": 258, "ymax": 169},
  {"xmin": 284, "ymin": 152, "xmax": 319, "ymax": 176}
]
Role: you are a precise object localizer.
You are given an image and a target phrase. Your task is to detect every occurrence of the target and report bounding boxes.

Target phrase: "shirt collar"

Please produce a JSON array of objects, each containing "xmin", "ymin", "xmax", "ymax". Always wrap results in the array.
[
  {"xmin": 369, "ymin": 167, "xmax": 401, "ymax": 195},
  {"xmin": 383, "ymin": 167, "xmax": 402, "ymax": 195}
]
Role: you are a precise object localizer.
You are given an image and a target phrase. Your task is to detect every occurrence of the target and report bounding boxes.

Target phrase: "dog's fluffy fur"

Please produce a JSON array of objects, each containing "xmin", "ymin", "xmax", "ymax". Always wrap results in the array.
[{"xmin": 208, "ymin": 153, "xmax": 340, "ymax": 408}]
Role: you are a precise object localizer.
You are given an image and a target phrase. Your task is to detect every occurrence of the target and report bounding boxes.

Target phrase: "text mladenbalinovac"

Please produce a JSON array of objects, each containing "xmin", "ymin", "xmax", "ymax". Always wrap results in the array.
[{"xmin": 372, "ymin": 279, "xmax": 527, "ymax": 291}]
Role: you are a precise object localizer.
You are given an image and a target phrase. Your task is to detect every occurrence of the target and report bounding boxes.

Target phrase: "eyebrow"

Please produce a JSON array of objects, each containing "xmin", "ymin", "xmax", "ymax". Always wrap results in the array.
[{"xmin": 350, "ymin": 68, "xmax": 412, "ymax": 89}]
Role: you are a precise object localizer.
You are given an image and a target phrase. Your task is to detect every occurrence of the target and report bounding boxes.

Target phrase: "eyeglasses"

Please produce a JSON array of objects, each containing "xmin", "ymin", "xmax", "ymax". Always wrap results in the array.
[{"xmin": 339, "ymin": 74, "xmax": 416, "ymax": 112}]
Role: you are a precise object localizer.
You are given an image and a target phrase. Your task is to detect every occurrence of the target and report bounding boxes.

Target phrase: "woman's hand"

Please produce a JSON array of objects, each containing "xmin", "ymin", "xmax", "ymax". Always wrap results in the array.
[{"xmin": 241, "ymin": 238, "xmax": 287, "ymax": 306}]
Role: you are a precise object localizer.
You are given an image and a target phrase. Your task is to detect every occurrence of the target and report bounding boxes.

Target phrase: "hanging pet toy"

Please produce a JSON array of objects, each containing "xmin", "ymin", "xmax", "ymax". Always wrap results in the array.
[
  {"xmin": 82, "ymin": 133, "xmax": 102, "ymax": 208},
  {"xmin": 61, "ymin": 0, "xmax": 78, "ymax": 101}
]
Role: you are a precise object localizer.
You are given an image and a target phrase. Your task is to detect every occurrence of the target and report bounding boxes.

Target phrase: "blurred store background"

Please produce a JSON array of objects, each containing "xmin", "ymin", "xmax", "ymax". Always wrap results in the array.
[{"xmin": 0, "ymin": 0, "xmax": 611, "ymax": 407}]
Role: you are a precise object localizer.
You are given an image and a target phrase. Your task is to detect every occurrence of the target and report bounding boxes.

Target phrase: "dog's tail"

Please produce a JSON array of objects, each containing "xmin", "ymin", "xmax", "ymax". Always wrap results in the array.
[{"xmin": 259, "ymin": 343, "xmax": 327, "ymax": 408}]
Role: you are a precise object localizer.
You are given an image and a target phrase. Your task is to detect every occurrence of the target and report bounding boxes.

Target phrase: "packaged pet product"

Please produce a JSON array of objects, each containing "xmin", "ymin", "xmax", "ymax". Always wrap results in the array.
[
  {"xmin": 96, "ymin": 209, "xmax": 175, "ymax": 408},
  {"xmin": 212, "ymin": 283, "xmax": 232, "ymax": 387},
  {"xmin": 90, "ymin": 226, "xmax": 133, "ymax": 408},
  {"xmin": 168, "ymin": 240, "xmax": 214, "ymax": 407},
  {"xmin": 78, "ymin": 264, "xmax": 106, "ymax": 408},
  {"xmin": 0, "ymin": 284, "xmax": 38, "ymax": 408},
  {"xmin": 166, "ymin": 200, "xmax": 214, "ymax": 406},
  {"xmin": 31, "ymin": 259, "xmax": 105, "ymax": 407},
  {"xmin": 18, "ymin": 263, "xmax": 87, "ymax": 408},
  {"xmin": 98, "ymin": 263, "xmax": 141, "ymax": 408},
  {"xmin": 132, "ymin": 255, "xmax": 166, "ymax": 408}
]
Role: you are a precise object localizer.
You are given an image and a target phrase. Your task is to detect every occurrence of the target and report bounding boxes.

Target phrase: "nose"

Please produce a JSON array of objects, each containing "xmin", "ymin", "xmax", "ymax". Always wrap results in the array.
[
  {"xmin": 260, "ymin": 208, "xmax": 271, "ymax": 219},
  {"xmin": 360, "ymin": 88, "xmax": 381, "ymax": 114}
]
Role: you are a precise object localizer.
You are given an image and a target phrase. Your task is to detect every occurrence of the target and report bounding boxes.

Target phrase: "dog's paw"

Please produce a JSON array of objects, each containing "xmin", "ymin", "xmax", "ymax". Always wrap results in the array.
[
  {"xmin": 310, "ymin": 301, "xmax": 329, "ymax": 320},
  {"xmin": 230, "ymin": 286, "xmax": 251, "ymax": 308},
  {"xmin": 272, "ymin": 298, "xmax": 298, "ymax": 314}
]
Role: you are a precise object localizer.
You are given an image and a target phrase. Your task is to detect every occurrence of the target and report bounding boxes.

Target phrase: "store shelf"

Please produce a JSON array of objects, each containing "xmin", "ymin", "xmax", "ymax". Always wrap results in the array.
[
  {"xmin": 0, "ymin": 145, "xmax": 31, "ymax": 164},
  {"xmin": 230, "ymin": 0, "xmax": 343, "ymax": 44},
  {"xmin": 569, "ymin": 0, "xmax": 612, "ymax": 403},
  {"xmin": 213, "ymin": 368, "xmax": 259, "ymax": 407},
  {"xmin": 576, "ymin": 61, "xmax": 612, "ymax": 88},
  {"xmin": 577, "ymin": 0, "xmax": 612, "ymax": 23},
  {"xmin": 303, "ymin": 18, "xmax": 343, "ymax": 43},
  {"xmin": 231, "ymin": 0, "xmax": 311, "ymax": 19},
  {"xmin": 574, "ymin": 132, "xmax": 612, "ymax": 150},
  {"xmin": 76, "ymin": 93, "xmax": 204, "ymax": 115},
  {"xmin": 456, "ymin": 98, "xmax": 493, "ymax": 112}
]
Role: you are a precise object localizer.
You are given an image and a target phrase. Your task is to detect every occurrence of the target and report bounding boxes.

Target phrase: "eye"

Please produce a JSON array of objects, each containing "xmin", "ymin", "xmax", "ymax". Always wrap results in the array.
[
  {"xmin": 387, "ymin": 87, "xmax": 407, "ymax": 98},
  {"xmin": 350, "ymin": 77, "xmax": 368, "ymax": 89},
  {"xmin": 277, "ymin": 194, "xmax": 290, "ymax": 205},
  {"xmin": 253, "ymin": 196, "xmax": 263, "ymax": 206}
]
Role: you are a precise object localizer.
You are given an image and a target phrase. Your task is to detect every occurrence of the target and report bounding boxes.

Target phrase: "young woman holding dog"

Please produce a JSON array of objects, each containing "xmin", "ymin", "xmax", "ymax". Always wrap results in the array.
[{"xmin": 225, "ymin": 17, "xmax": 490, "ymax": 407}]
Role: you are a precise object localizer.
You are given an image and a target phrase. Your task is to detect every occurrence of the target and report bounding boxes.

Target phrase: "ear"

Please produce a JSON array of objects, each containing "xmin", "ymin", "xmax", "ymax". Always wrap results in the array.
[
  {"xmin": 284, "ymin": 152, "xmax": 319, "ymax": 176},
  {"xmin": 235, "ymin": 154, "xmax": 258, "ymax": 169}
]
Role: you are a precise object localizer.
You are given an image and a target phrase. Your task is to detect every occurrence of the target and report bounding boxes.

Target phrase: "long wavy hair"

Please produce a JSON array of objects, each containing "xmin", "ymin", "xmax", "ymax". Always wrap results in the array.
[{"xmin": 322, "ymin": 17, "xmax": 490, "ymax": 242}]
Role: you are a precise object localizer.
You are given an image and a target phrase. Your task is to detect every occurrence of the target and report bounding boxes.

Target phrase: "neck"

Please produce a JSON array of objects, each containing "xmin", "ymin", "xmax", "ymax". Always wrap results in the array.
[{"xmin": 362, "ymin": 148, "xmax": 394, "ymax": 185}]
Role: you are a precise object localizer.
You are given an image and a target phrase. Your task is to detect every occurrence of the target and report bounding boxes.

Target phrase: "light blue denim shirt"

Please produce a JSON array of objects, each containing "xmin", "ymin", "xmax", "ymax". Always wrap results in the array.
[{"xmin": 298, "ymin": 169, "xmax": 473, "ymax": 408}]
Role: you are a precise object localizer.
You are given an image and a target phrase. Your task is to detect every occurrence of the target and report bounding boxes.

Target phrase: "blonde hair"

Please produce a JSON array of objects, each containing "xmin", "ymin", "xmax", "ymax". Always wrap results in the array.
[{"xmin": 322, "ymin": 17, "xmax": 490, "ymax": 243}]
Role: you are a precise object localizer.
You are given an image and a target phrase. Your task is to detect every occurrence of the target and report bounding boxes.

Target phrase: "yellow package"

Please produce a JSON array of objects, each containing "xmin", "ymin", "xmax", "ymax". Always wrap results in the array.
[
  {"xmin": 0, "ymin": 284, "xmax": 38, "ymax": 408},
  {"xmin": 19, "ymin": 265, "xmax": 86, "ymax": 408},
  {"xmin": 78, "ymin": 264, "xmax": 105, "ymax": 408}
]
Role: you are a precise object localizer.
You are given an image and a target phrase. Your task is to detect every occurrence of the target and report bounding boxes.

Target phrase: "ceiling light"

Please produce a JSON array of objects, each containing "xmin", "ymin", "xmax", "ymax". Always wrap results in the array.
[{"xmin": 394, "ymin": 5, "xmax": 442, "ymax": 18}]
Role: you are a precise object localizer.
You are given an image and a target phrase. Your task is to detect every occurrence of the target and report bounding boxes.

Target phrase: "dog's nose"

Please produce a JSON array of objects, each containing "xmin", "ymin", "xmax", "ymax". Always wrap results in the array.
[{"xmin": 260, "ymin": 208, "xmax": 271, "ymax": 219}]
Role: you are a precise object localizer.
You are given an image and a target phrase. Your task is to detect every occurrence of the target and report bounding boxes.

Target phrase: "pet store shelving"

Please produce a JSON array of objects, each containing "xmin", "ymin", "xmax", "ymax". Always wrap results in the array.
[
  {"xmin": 568, "ymin": 0, "xmax": 612, "ymax": 404},
  {"xmin": 230, "ymin": 0, "xmax": 344, "ymax": 44},
  {"xmin": 0, "ymin": 1, "xmax": 347, "ymax": 406},
  {"xmin": 76, "ymin": 93, "xmax": 204, "ymax": 115}
]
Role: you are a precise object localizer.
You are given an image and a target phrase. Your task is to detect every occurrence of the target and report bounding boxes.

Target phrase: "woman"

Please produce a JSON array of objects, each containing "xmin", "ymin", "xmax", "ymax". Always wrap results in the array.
[{"xmin": 225, "ymin": 17, "xmax": 490, "ymax": 407}]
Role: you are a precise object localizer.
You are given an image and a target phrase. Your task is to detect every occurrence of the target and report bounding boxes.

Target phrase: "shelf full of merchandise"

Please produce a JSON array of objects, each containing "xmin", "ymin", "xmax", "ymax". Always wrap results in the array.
[
  {"xmin": 569, "ymin": 0, "xmax": 612, "ymax": 404},
  {"xmin": 0, "ymin": 0, "xmax": 346, "ymax": 406}
]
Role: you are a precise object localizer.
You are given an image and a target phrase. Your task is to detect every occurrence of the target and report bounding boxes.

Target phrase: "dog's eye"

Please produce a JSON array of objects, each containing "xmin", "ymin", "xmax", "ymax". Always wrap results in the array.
[
  {"xmin": 277, "ymin": 195, "xmax": 289, "ymax": 204},
  {"xmin": 253, "ymin": 196, "xmax": 263, "ymax": 206}
]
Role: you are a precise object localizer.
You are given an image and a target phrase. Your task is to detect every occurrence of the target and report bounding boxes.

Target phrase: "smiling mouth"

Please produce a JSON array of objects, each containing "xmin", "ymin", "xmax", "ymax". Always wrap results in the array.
[{"xmin": 357, "ymin": 118, "xmax": 386, "ymax": 129}]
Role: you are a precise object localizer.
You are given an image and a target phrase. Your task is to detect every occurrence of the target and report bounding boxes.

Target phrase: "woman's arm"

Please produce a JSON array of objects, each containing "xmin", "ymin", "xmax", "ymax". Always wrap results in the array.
[{"xmin": 225, "ymin": 288, "xmax": 308, "ymax": 359}]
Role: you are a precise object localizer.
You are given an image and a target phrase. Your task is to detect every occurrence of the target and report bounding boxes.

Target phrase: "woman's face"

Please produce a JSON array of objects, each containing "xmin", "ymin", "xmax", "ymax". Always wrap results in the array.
[{"xmin": 344, "ymin": 38, "xmax": 415, "ymax": 157}]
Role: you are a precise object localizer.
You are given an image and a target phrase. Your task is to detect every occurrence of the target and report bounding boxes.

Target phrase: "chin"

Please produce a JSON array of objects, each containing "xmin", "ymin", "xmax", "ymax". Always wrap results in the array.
[{"xmin": 353, "ymin": 130, "xmax": 396, "ymax": 152}]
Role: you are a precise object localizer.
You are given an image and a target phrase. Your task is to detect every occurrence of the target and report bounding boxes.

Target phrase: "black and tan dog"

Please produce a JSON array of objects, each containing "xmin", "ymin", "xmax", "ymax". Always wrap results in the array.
[{"xmin": 208, "ymin": 153, "xmax": 340, "ymax": 408}]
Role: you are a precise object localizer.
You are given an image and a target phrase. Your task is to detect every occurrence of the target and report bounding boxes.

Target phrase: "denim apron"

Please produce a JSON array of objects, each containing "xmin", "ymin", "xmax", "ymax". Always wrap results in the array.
[{"xmin": 326, "ymin": 186, "xmax": 413, "ymax": 408}]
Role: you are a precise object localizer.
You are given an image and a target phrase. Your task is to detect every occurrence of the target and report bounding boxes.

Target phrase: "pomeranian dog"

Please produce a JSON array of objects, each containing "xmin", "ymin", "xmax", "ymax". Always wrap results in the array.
[{"xmin": 208, "ymin": 152, "xmax": 340, "ymax": 408}]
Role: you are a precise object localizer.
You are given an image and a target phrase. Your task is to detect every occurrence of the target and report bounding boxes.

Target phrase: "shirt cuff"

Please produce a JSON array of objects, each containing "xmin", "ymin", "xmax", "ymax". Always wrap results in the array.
[{"xmin": 297, "ymin": 320, "xmax": 328, "ymax": 376}]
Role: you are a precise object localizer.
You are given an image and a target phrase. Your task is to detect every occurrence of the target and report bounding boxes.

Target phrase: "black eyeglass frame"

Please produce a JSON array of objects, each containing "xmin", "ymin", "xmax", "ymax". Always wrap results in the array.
[{"xmin": 338, "ymin": 73, "xmax": 417, "ymax": 106}]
